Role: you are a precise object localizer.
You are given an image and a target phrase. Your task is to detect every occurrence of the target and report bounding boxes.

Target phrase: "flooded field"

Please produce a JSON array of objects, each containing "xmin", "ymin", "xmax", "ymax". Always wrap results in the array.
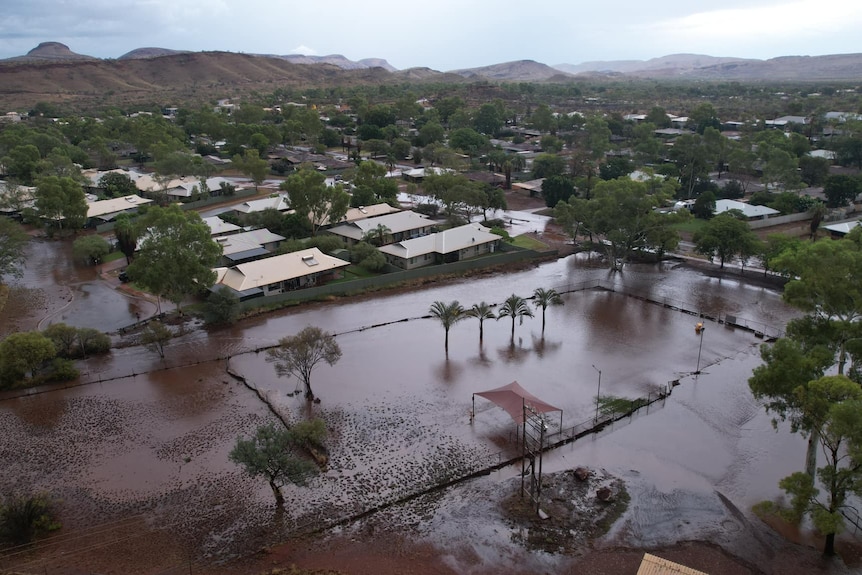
[{"xmin": 2, "ymin": 243, "xmax": 846, "ymax": 574}]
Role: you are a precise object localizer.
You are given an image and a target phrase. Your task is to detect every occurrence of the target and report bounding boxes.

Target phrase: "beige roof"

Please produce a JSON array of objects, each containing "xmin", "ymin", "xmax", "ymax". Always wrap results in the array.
[
  {"xmin": 203, "ymin": 216, "xmax": 242, "ymax": 236},
  {"xmin": 216, "ymin": 247, "xmax": 349, "ymax": 291},
  {"xmin": 379, "ymin": 223, "xmax": 499, "ymax": 259},
  {"xmin": 637, "ymin": 553, "xmax": 707, "ymax": 575},
  {"xmin": 327, "ymin": 210, "xmax": 431, "ymax": 241},
  {"xmin": 336, "ymin": 203, "xmax": 401, "ymax": 224},
  {"xmin": 86, "ymin": 194, "xmax": 153, "ymax": 218}
]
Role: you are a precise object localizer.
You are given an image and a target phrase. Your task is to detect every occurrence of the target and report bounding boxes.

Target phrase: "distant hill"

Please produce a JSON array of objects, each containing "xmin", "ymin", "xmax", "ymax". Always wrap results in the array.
[
  {"xmin": 118, "ymin": 47, "xmax": 189, "ymax": 60},
  {"xmin": 450, "ymin": 60, "xmax": 571, "ymax": 82},
  {"xmin": 264, "ymin": 54, "xmax": 397, "ymax": 71},
  {"xmin": 5, "ymin": 42, "xmax": 97, "ymax": 62},
  {"xmin": 553, "ymin": 52, "xmax": 862, "ymax": 81},
  {"xmin": 0, "ymin": 51, "xmax": 396, "ymax": 110}
]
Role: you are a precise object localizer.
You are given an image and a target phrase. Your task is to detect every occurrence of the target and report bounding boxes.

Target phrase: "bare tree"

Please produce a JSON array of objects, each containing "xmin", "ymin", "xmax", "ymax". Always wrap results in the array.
[{"xmin": 267, "ymin": 326, "xmax": 342, "ymax": 401}]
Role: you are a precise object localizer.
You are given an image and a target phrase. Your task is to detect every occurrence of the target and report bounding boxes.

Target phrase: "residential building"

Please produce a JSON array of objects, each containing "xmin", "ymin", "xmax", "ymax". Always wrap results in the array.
[
  {"xmin": 714, "ymin": 199, "xmax": 779, "ymax": 220},
  {"xmin": 214, "ymin": 229, "xmax": 285, "ymax": 266},
  {"xmin": 379, "ymin": 223, "xmax": 501, "ymax": 270},
  {"xmin": 327, "ymin": 210, "xmax": 434, "ymax": 246},
  {"xmin": 86, "ymin": 194, "xmax": 153, "ymax": 223},
  {"xmin": 212, "ymin": 247, "xmax": 349, "ymax": 301}
]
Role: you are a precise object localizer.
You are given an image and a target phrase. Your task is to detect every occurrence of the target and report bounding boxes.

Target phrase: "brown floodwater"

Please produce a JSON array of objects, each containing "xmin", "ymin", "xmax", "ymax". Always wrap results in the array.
[{"xmin": 2, "ymin": 243, "xmax": 834, "ymax": 573}]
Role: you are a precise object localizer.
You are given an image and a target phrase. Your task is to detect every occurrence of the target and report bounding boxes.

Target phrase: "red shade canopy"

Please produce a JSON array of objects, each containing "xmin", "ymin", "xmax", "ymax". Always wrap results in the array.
[{"xmin": 474, "ymin": 381, "xmax": 562, "ymax": 424}]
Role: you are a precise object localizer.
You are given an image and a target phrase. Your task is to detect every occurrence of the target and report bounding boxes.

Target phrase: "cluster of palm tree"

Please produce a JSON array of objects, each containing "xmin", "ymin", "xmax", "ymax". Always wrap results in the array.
[{"xmin": 428, "ymin": 288, "xmax": 564, "ymax": 355}]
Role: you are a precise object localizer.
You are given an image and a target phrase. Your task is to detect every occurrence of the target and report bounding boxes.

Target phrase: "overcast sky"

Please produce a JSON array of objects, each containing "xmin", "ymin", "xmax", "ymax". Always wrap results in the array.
[{"xmin": 2, "ymin": 0, "xmax": 861, "ymax": 70}]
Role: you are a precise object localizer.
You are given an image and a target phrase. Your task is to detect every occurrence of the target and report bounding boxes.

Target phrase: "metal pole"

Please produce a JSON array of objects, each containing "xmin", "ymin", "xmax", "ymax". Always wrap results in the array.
[
  {"xmin": 695, "ymin": 325, "xmax": 706, "ymax": 374},
  {"xmin": 592, "ymin": 364, "xmax": 602, "ymax": 424}
]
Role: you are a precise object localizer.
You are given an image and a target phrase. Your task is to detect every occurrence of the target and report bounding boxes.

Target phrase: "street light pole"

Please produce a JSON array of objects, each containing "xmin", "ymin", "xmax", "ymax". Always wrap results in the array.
[
  {"xmin": 592, "ymin": 364, "xmax": 602, "ymax": 424},
  {"xmin": 695, "ymin": 322, "xmax": 706, "ymax": 374}
]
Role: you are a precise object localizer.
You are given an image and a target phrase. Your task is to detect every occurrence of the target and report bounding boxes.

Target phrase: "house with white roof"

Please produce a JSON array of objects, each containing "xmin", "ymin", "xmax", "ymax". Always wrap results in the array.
[
  {"xmin": 320, "ymin": 202, "xmax": 401, "ymax": 228},
  {"xmin": 823, "ymin": 220, "xmax": 862, "ymax": 238},
  {"xmin": 326, "ymin": 210, "xmax": 434, "ymax": 246},
  {"xmin": 202, "ymin": 216, "xmax": 242, "ymax": 237},
  {"xmin": 714, "ymin": 199, "xmax": 779, "ymax": 220},
  {"xmin": 232, "ymin": 193, "xmax": 292, "ymax": 215},
  {"xmin": 86, "ymin": 194, "xmax": 153, "ymax": 223},
  {"xmin": 214, "ymin": 229, "xmax": 285, "ymax": 266},
  {"xmin": 379, "ymin": 223, "xmax": 501, "ymax": 270},
  {"xmin": 212, "ymin": 247, "xmax": 349, "ymax": 300}
]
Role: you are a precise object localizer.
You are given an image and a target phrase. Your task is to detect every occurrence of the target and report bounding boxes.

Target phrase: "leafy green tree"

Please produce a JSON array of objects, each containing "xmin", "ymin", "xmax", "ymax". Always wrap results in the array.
[
  {"xmin": 281, "ymin": 168, "xmax": 350, "ymax": 236},
  {"xmin": 771, "ymin": 376, "xmax": 862, "ymax": 556},
  {"xmin": 229, "ymin": 422, "xmax": 319, "ymax": 507},
  {"xmin": 473, "ymin": 103, "xmax": 503, "ymax": 135},
  {"xmin": 449, "ymin": 128, "xmax": 490, "ymax": 157},
  {"xmin": 0, "ymin": 493, "xmax": 61, "ymax": 545},
  {"xmin": 0, "ymin": 331, "xmax": 56, "ymax": 381},
  {"xmin": 497, "ymin": 294, "xmax": 534, "ymax": 340},
  {"xmin": 541, "ymin": 175, "xmax": 576, "ymax": 208},
  {"xmin": 43, "ymin": 323, "xmax": 79, "ymax": 358},
  {"xmin": 231, "ymin": 149, "xmax": 269, "ymax": 190},
  {"xmin": 799, "ymin": 156, "xmax": 831, "ymax": 187},
  {"xmin": 645, "ymin": 106, "xmax": 671, "ymax": 128},
  {"xmin": 530, "ymin": 104, "xmax": 556, "ymax": 133},
  {"xmin": 670, "ymin": 133, "xmax": 710, "ymax": 199},
  {"xmin": 75, "ymin": 327, "xmax": 110, "ymax": 357},
  {"xmin": 466, "ymin": 302, "xmax": 496, "ymax": 343},
  {"xmin": 113, "ymin": 213, "xmax": 138, "ymax": 264},
  {"xmin": 266, "ymin": 326, "xmax": 342, "ymax": 401},
  {"xmin": 693, "ymin": 212, "xmax": 759, "ymax": 269},
  {"xmin": 598, "ymin": 157, "xmax": 633, "ymax": 181},
  {"xmin": 1, "ymin": 144, "xmax": 41, "ymax": 184},
  {"xmin": 352, "ymin": 161, "xmax": 398, "ymax": 207},
  {"xmin": 203, "ymin": 288, "xmax": 240, "ymax": 326},
  {"xmin": 587, "ymin": 178, "xmax": 679, "ymax": 269},
  {"xmin": 139, "ymin": 321, "xmax": 171, "ymax": 358},
  {"xmin": 760, "ymin": 234, "xmax": 802, "ymax": 277},
  {"xmin": 429, "ymin": 301, "xmax": 465, "ymax": 355},
  {"xmin": 692, "ymin": 190, "xmax": 716, "ymax": 219},
  {"xmin": 823, "ymin": 175, "xmax": 861, "ymax": 208},
  {"xmin": 532, "ymin": 288, "xmax": 563, "ymax": 332},
  {"xmin": 774, "ymin": 235, "xmax": 862, "ymax": 375},
  {"xmin": 97, "ymin": 172, "xmax": 138, "ymax": 198},
  {"xmin": 532, "ymin": 153, "xmax": 565, "ymax": 179},
  {"xmin": 761, "ymin": 147, "xmax": 802, "ymax": 192},
  {"xmin": 0, "ymin": 218, "xmax": 28, "ymax": 282},
  {"xmin": 72, "ymin": 235, "xmax": 111, "ymax": 265},
  {"xmin": 34, "ymin": 175, "xmax": 87, "ymax": 232},
  {"xmin": 126, "ymin": 205, "xmax": 221, "ymax": 313}
]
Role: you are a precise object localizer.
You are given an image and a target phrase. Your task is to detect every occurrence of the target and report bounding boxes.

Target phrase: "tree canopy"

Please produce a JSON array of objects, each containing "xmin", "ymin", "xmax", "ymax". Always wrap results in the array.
[
  {"xmin": 126, "ymin": 205, "xmax": 221, "ymax": 313},
  {"xmin": 281, "ymin": 168, "xmax": 350, "ymax": 236}
]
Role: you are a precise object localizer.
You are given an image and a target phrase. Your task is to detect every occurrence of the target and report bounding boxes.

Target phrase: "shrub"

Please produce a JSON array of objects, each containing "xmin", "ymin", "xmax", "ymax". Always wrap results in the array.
[
  {"xmin": 48, "ymin": 358, "xmax": 79, "ymax": 381},
  {"xmin": 203, "ymin": 288, "xmax": 240, "ymax": 326},
  {"xmin": 0, "ymin": 493, "xmax": 61, "ymax": 545}
]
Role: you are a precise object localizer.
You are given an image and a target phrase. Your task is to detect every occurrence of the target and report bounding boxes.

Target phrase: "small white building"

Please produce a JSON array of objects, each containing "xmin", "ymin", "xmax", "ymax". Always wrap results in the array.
[{"xmin": 714, "ymin": 199, "xmax": 779, "ymax": 220}]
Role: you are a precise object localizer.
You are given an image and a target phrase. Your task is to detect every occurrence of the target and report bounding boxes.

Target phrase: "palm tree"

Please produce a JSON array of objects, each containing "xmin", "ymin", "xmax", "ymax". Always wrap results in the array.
[
  {"xmin": 808, "ymin": 201, "xmax": 828, "ymax": 239},
  {"xmin": 532, "ymin": 287, "xmax": 564, "ymax": 332},
  {"xmin": 362, "ymin": 223, "xmax": 392, "ymax": 246},
  {"xmin": 497, "ymin": 294, "xmax": 534, "ymax": 339},
  {"xmin": 429, "ymin": 300, "xmax": 465, "ymax": 355},
  {"xmin": 466, "ymin": 302, "xmax": 496, "ymax": 343}
]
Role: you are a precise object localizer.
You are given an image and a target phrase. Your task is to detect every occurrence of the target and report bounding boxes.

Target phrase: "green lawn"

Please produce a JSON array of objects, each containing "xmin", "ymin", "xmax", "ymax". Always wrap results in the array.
[
  {"xmin": 511, "ymin": 235, "xmax": 550, "ymax": 251},
  {"xmin": 672, "ymin": 218, "xmax": 708, "ymax": 235},
  {"xmin": 103, "ymin": 251, "xmax": 125, "ymax": 263}
]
